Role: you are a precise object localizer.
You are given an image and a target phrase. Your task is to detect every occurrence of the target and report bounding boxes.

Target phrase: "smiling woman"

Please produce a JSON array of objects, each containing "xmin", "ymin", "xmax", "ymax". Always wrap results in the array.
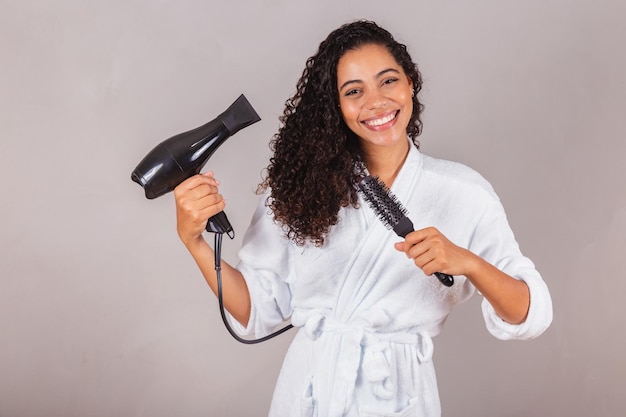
[{"xmin": 173, "ymin": 19, "xmax": 552, "ymax": 417}]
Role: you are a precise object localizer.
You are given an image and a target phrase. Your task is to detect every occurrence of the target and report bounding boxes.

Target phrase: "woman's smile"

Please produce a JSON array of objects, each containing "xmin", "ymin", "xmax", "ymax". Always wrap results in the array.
[{"xmin": 362, "ymin": 110, "xmax": 399, "ymax": 129}]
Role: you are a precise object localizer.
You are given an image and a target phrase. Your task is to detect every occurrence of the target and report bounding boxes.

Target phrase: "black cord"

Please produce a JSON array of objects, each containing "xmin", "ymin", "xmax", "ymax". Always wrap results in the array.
[{"xmin": 213, "ymin": 233, "xmax": 293, "ymax": 344}]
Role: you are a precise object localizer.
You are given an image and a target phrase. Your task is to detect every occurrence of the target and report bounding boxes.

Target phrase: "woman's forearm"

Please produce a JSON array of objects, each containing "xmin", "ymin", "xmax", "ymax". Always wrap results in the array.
[
  {"xmin": 184, "ymin": 236, "xmax": 251, "ymax": 327},
  {"xmin": 464, "ymin": 254, "xmax": 530, "ymax": 324}
]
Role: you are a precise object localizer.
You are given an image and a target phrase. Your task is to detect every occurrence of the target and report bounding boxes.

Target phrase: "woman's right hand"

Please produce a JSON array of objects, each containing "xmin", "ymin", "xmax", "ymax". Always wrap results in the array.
[{"xmin": 173, "ymin": 171, "xmax": 226, "ymax": 247}]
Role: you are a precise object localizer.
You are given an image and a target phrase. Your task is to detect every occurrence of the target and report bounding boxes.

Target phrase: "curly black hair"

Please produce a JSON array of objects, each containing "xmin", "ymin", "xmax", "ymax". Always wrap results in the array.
[{"xmin": 260, "ymin": 20, "xmax": 425, "ymax": 246}]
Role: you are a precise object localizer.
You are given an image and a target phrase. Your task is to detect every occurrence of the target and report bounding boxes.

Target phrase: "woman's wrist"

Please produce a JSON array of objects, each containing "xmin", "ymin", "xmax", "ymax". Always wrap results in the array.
[
  {"xmin": 458, "ymin": 248, "xmax": 484, "ymax": 279},
  {"xmin": 181, "ymin": 233, "xmax": 208, "ymax": 253}
]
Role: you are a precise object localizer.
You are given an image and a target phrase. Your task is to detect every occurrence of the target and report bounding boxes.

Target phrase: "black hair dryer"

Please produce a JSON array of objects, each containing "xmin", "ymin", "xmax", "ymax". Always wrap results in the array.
[{"xmin": 131, "ymin": 94, "xmax": 261, "ymax": 239}]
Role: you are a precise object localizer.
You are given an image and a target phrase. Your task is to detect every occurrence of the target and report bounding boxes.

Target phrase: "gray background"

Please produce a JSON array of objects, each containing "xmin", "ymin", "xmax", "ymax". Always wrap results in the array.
[{"xmin": 1, "ymin": 0, "xmax": 624, "ymax": 416}]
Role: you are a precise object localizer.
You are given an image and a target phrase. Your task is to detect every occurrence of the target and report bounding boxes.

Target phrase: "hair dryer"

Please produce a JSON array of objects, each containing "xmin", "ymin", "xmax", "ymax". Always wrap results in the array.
[{"xmin": 131, "ymin": 94, "xmax": 261, "ymax": 238}]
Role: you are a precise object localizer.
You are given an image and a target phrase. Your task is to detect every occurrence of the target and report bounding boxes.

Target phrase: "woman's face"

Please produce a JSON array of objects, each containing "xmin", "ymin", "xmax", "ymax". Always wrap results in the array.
[{"xmin": 336, "ymin": 43, "xmax": 413, "ymax": 154}]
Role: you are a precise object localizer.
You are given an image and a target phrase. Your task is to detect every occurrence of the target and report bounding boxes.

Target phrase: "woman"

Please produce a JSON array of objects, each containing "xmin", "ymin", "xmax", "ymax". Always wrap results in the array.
[{"xmin": 174, "ymin": 20, "xmax": 552, "ymax": 417}]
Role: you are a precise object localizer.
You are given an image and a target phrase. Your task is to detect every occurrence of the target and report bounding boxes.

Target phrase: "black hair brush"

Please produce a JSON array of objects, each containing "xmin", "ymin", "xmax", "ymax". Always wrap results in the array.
[{"xmin": 358, "ymin": 175, "xmax": 454, "ymax": 287}]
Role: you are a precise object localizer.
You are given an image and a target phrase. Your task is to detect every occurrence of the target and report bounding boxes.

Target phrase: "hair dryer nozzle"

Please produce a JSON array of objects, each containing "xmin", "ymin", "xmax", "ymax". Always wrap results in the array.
[{"xmin": 219, "ymin": 94, "xmax": 261, "ymax": 136}]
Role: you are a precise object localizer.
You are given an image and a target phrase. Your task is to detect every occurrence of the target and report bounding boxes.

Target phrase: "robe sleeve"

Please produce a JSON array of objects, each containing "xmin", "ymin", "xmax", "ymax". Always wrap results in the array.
[
  {"xmin": 228, "ymin": 194, "xmax": 294, "ymax": 337},
  {"xmin": 469, "ymin": 189, "xmax": 553, "ymax": 341}
]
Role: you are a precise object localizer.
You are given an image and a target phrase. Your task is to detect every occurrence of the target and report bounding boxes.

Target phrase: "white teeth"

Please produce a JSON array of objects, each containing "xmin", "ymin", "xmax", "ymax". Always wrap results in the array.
[{"xmin": 365, "ymin": 112, "xmax": 396, "ymax": 126}]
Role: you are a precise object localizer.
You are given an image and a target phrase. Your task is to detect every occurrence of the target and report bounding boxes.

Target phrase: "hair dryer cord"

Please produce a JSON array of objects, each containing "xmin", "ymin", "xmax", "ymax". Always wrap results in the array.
[{"xmin": 213, "ymin": 233, "xmax": 293, "ymax": 344}]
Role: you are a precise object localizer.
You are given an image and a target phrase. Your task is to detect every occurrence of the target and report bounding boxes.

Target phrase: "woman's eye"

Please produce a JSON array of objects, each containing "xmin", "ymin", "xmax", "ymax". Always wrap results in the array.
[
  {"xmin": 383, "ymin": 77, "xmax": 399, "ymax": 86},
  {"xmin": 345, "ymin": 88, "xmax": 360, "ymax": 96}
]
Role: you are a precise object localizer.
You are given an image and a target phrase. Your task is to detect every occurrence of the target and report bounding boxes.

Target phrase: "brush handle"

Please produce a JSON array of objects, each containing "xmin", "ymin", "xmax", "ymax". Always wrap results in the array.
[
  {"xmin": 434, "ymin": 272, "xmax": 454, "ymax": 287},
  {"xmin": 395, "ymin": 222, "xmax": 454, "ymax": 287}
]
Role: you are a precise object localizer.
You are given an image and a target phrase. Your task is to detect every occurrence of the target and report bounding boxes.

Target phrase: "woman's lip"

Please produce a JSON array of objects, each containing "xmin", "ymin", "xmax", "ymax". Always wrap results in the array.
[{"xmin": 361, "ymin": 110, "xmax": 399, "ymax": 128}]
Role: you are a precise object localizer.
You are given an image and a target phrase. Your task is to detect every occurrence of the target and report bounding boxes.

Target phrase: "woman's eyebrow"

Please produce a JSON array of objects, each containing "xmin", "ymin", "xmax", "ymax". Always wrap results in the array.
[
  {"xmin": 375, "ymin": 68, "xmax": 401, "ymax": 78},
  {"xmin": 338, "ymin": 68, "xmax": 401, "ymax": 91}
]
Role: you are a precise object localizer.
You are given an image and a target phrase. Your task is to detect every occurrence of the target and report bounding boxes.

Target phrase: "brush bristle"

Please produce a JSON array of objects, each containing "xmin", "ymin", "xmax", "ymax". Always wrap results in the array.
[{"xmin": 358, "ymin": 176, "xmax": 408, "ymax": 229}]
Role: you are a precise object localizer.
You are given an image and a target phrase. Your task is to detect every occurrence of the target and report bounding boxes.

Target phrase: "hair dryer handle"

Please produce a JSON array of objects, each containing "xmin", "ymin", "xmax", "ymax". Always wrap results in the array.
[{"xmin": 205, "ymin": 211, "xmax": 235, "ymax": 239}]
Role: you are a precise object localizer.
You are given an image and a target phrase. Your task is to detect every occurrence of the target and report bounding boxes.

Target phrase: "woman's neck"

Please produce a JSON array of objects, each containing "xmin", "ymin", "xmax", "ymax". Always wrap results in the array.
[{"xmin": 363, "ymin": 140, "xmax": 410, "ymax": 188}]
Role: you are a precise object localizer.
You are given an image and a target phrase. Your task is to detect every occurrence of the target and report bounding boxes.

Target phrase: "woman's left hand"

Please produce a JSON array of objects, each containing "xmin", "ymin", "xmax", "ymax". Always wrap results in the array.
[{"xmin": 393, "ymin": 226, "xmax": 477, "ymax": 277}]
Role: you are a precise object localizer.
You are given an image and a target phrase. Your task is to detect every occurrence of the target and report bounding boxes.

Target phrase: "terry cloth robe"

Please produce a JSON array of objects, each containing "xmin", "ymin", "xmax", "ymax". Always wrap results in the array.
[{"xmin": 232, "ymin": 143, "xmax": 553, "ymax": 417}]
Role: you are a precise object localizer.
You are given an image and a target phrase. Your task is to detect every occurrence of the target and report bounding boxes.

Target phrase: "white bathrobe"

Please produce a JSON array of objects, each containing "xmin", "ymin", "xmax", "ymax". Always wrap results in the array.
[{"xmin": 233, "ymin": 144, "xmax": 552, "ymax": 417}]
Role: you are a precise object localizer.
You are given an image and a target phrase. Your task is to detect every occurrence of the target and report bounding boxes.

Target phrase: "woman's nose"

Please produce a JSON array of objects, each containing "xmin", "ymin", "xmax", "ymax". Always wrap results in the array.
[{"xmin": 364, "ymin": 90, "xmax": 388, "ymax": 109}]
